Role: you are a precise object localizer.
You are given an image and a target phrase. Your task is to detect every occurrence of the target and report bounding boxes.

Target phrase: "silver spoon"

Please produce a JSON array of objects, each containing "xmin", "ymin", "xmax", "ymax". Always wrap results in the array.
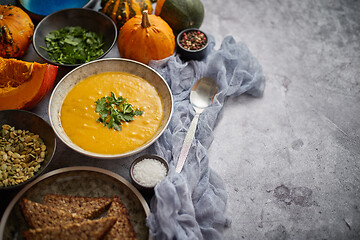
[{"xmin": 175, "ymin": 77, "xmax": 219, "ymax": 173}]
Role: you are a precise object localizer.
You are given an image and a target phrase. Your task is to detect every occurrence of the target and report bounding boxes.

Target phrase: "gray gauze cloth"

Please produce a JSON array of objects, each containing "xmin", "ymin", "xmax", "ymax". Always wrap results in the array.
[{"xmin": 147, "ymin": 35, "xmax": 265, "ymax": 240}]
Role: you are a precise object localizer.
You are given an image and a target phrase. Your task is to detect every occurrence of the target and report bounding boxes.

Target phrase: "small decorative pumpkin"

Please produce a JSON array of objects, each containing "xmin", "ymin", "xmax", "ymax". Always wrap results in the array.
[
  {"xmin": 118, "ymin": 10, "xmax": 175, "ymax": 65},
  {"xmin": 155, "ymin": 0, "xmax": 204, "ymax": 34},
  {"xmin": 100, "ymin": 0, "xmax": 153, "ymax": 28},
  {"xmin": 0, "ymin": 57, "xmax": 58, "ymax": 110},
  {"xmin": 0, "ymin": 5, "xmax": 34, "ymax": 58}
]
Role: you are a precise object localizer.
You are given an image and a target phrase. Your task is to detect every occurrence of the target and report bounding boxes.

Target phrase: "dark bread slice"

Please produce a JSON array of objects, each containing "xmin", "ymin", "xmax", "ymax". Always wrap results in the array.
[
  {"xmin": 23, "ymin": 217, "xmax": 118, "ymax": 240},
  {"xmin": 20, "ymin": 198, "xmax": 86, "ymax": 228},
  {"xmin": 43, "ymin": 194, "xmax": 112, "ymax": 219},
  {"xmin": 104, "ymin": 196, "xmax": 137, "ymax": 240}
]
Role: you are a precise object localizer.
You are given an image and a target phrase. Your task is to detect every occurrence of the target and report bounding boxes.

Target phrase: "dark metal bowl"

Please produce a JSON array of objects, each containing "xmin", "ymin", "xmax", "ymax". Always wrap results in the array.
[
  {"xmin": 33, "ymin": 8, "xmax": 117, "ymax": 68},
  {"xmin": 176, "ymin": 28, "xmax": 209, "ymax": 61},
  {"xmin": 16, "ymin": 0, "xmax": 97, "ymax": 23},
  {"xmin": 129, "ymin": 154, "xmax": 169, "ymax": 194},
  {"xmin": 0, "ymin": 166, "xmax": 150, "ymax": 239},
  {"xmin": 0, "ymin": 110, "xmax": 56, "ymax": 191}
]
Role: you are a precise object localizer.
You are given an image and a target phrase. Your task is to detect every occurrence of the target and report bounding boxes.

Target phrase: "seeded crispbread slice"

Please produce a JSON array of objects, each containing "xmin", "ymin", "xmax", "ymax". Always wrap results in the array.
[
  {"xmin": 20, "ymin": 198, "xmax": 86, "ymax": 229},
  {"xmin": 43, "ymin": 194, "xmax": 113, "ymax": 219},
  {"xmin": 23, "ymin": 217, "xmax": 118, "ymax": 240},
  {"xmin": 104, "ymin": 196, "xmax": 137, "ymax": 240}
]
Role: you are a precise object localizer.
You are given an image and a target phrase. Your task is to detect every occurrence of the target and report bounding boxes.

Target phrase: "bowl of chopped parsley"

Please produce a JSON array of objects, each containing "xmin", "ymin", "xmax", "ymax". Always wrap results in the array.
[{"xmin": 33, "ymin": 8, "xmax": 117, "ymax": 67}]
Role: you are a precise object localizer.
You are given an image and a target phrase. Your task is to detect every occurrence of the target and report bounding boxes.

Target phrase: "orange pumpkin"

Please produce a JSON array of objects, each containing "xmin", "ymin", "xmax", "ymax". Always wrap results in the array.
[
  {"xmin": 118, "ymin": 10, "xmax": 175, "ymax": 65},
  {"xmin": 0, "ymin": 5, "xmax": 34, "ymax": 58},
  {"xmin": 0, "ymin": 57, "xmax": 58, "ymax": 110}
]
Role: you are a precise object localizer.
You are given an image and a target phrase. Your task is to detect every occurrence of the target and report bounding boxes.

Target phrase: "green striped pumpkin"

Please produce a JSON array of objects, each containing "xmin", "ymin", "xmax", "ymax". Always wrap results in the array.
[{"xmin": 100, "ymin": 0, "xmax": 153, "ymax": 28}]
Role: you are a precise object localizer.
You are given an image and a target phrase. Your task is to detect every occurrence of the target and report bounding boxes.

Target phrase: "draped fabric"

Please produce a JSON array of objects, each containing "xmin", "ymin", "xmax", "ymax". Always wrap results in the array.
[{"xmin": 147, "ymin": 35, "xmax": 265, "ymax": 240}]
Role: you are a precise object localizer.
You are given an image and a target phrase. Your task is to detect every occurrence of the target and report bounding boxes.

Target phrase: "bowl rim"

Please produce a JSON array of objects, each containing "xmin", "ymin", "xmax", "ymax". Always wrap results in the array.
[
  {"xmin": 16, "ymin": 0, "xmax": 97, "ymax": 19},
  {"xmin": 32, "ymin": 7, "xmax": 118, "ymax": 67},
  {"xmin": 176, "ymin": 28, "xmax": 209, "ymax": 53},
  {"xmin": 48, "ymin": 58, "xmax": 174, "ymax": 159},
  {"xmin": 129, "ymin": 154, "xmax": 169, "ymax": 190},
  {"xmin": 0, "ymin": 109, "xmax": 56, "ymax": 191},
  {"xmin": 0, "ymin": 166, "xmax": 151, "ymax": 239}
]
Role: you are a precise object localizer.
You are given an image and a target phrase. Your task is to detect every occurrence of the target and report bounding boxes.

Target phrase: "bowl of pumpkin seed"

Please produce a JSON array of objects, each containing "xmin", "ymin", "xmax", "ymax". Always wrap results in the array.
[{"xmin": 0, "ymin": 110, "xmax": 56, "ymax": 190}]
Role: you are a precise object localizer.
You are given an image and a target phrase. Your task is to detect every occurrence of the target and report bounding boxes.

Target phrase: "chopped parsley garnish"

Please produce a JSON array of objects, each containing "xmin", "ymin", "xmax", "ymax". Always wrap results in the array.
[
  {"xmin": 95, "ymin": 92, "xmax": 143, "ymax": 131},
  {"xmin": 41, "ymin": 26, "xmax": 105, "ymax": 65}
]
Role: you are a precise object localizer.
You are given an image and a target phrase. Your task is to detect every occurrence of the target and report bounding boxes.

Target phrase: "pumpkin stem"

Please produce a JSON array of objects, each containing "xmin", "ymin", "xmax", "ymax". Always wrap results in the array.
[
  {"xmin": 141, "ymin": 10, "xmax": 151, "ymax": 28},
  {"xmin": 0, "ymin": 15, "xmax": 3, "ymax": 20}
]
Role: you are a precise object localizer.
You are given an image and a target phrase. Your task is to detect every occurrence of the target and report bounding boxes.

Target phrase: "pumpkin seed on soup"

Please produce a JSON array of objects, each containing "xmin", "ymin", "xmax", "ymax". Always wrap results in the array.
[{"xmin": 0, "ymin": 124, "xmax": 47, "ymax": 188}]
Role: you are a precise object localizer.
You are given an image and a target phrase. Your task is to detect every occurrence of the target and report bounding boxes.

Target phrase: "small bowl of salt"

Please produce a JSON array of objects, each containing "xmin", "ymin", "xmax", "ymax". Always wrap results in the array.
[{"xmin": 130, "ymin": 154, "xmax": 169, "ymax": 193}]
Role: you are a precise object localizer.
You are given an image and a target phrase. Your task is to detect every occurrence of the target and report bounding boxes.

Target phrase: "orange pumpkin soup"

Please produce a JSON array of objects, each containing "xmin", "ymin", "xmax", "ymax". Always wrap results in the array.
[{"xmin": 60, "ymin": 72, "xmax": 163, "ymax": 154}]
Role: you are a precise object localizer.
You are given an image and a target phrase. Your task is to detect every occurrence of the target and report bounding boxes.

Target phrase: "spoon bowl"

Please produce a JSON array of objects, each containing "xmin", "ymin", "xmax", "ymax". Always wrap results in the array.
[
  {"xmin": 175, "ymin": 77, "xmax": 218, "ymax": 173},
  {"xmin": 191, "ymin": 77, "xmax": 218, "ymax": 110}
]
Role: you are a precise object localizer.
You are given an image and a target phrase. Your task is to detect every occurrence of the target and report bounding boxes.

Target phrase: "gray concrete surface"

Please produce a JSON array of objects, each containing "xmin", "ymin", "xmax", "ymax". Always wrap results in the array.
[
  {"xmin": 204, "ymin": 0, "xmax": 360, "ymax": 239},
  {"xmin": 1, "ymin": 0, "xmax": 359, "ymax": 239}
]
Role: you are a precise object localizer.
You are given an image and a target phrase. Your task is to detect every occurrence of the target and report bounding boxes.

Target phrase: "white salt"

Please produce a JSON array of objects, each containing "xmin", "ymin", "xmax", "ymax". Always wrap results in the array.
[{"xmin": 133, "ymin": 158, "xmax": 167, "ymax": 187}]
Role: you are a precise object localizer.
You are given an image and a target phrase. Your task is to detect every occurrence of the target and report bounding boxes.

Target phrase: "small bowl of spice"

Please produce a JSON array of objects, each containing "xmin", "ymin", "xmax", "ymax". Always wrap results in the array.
[
  {"xmin": 130, "ymin": 154, "xmax": 169, "ymax": 193},
  {"xmin": 176, "ymin": 28, "xmax": 209, "ymax": 61},
  {"xmin": 0, "ymin": 110, "xmax": 56, "ymax": 190}
]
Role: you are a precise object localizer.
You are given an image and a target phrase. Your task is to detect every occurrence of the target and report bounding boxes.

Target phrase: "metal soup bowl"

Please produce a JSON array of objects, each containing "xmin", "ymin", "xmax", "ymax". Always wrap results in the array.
[{"xmin": 48, "ymin": 58, "xmax": 173, "ymax": 159}]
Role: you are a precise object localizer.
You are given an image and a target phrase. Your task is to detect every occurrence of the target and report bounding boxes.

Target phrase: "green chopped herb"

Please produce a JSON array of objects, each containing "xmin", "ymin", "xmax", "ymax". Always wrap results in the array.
[
  {"xmin": 95, "ymin": 92, "xmax": 143, "ymax": 131},
  {"xmin": 40, "ymin": 26, "xmax": 105, "ymax": 65}
]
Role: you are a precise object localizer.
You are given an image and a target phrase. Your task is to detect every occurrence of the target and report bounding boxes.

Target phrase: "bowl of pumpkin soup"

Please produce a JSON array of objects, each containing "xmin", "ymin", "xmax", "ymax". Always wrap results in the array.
[{"xmin": 48, "ymin": 58, "xmax": 173, "ymax": 159}]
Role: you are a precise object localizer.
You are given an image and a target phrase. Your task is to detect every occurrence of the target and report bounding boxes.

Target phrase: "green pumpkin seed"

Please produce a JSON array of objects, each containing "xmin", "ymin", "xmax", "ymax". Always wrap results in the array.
[
  {"xmin": 2, "ymin": 125, "xmax": 11, "ymax": 130},
  {"xmin": 0, "ymin": 124, "xmax": 47, "ymax": 188}
]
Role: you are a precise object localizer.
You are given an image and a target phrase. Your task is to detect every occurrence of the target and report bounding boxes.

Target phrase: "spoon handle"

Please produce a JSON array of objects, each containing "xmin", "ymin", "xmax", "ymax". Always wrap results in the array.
[{"xmin": 175, "ymin": 112, "xmax": 201, "ymax": 173}]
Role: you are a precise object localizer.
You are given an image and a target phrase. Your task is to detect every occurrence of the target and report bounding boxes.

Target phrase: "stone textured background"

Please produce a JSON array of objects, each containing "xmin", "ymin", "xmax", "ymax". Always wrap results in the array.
[{"xmin": 204, "ymin": 0, "xmax": 360, "ymax": 239}]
